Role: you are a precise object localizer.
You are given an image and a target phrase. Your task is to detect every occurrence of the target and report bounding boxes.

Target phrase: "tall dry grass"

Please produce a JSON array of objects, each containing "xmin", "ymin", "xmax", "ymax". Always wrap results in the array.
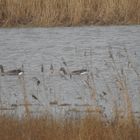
[
  {"xmin": 0, "ymin": 0, "xmax": 140, "ymax": 27},
  {"xmin": 0, "ymin": 114, "xmax": 139, "ymax": 140}
]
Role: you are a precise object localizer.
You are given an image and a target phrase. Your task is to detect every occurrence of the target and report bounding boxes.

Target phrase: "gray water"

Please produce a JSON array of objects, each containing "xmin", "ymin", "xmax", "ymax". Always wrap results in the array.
[{"xmin": 0, "ymin": 25, "xmax": 140, "ymax": 118}]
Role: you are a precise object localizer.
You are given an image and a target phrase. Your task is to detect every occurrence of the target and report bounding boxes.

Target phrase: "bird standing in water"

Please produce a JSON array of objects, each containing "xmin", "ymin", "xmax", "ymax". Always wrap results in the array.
[{"xmin": 50, "ymin": 64, "xmax": 54, "ymax": 74}]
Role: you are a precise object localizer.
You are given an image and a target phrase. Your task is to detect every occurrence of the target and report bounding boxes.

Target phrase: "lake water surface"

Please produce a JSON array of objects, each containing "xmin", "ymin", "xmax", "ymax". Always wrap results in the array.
[{"xmin": 0, "ymin": 25, "xmax": 140, "ymax": 118}]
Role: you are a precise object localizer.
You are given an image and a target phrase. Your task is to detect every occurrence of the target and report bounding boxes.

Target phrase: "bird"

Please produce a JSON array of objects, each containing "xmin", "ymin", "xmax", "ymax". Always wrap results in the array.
[
  {"xmin": 32, "ymin": 77, "xmax": 40, "ymax": 86},
  {"xmin": 11, "ymin": 104, "xmax": 18, "ymax": 108},
  {"xmin": 71, "ymin": 69, "xmax": 88, "ymax": 75},
  {"xmin": 102, "ymin": 91, "xmax": 107, "ymax": 96},
  {"xmin": 59, "ymin": 67, "xmax": 67, "ymax": 79},
  {"xmin": 0, "ymin": 65, "xmax": 24, "ymax": 76},
  {"xmin": 41, "ymin": 64, "xmax": 44, "ymax": 72},
  {"xmin": 32, "ymin": 94, "xmax": 40, "ymax": 103},
  {"xmin": 61, "ymin": 57, "xmax": 67, "ymax": 66},
  {"xmin": 32, "ymin": 94, "xmax": 38, "ymax": 100},
  {"xmin": 59, "ymin": 67, "xmax": 67, "ymax": 75},
  {"xmin": 50, "ymin": 64, "xmax": 54, "ymax": 74}
]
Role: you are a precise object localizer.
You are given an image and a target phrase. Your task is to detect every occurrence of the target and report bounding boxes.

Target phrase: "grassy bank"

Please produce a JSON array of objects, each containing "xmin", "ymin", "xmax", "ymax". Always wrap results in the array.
[
  {"xmin": 0, "ymin": 0, "xmax": 140, "ymax": 27},
  {"xmin": 0, "ymin": 114, "xmax": 139, "ymax": 140}
]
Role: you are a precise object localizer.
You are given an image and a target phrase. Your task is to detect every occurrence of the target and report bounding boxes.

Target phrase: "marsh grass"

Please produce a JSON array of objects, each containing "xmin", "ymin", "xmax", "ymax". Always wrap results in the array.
[
  {"xmin": 0, "ymin": 0, "xmax": 140, "ymax": 27},
  {"xmin": 0, "ymin": 113, "xmax": 140, "ymax": 140}
]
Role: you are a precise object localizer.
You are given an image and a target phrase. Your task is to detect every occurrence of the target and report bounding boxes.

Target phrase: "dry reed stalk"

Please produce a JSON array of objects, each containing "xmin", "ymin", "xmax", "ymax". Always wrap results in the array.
[
  {"xmin": 115, "ymin": 75, "xmax": 133, "ymax": 118},
  {"xmin": 0, "ymin": 74, "xmax": 2, "ymax": 111},
  {"xmin": 19, "ymin": 73, "xmax": 30, "ymax": 118},
  {"xmin": 41, "ymin": 64, "xmax": 48, "ymax": 96},
  {"xmin": 89, "ymin": 72, "xmax": 97, "ymax": 101},
  {"xmin": 108, "ymin": 48, "xmax": 133, "ymax": 119},
  {"xmin": 0, "ymin": 0, "xmax": 140, "ymax": 27}
]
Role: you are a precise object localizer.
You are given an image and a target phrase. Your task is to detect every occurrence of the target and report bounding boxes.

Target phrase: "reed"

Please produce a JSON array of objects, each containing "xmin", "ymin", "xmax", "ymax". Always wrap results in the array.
[
  {"xmin": 0, "ymin": 0, "xmax": 140, "ymax": 27},
  {"xmin": 19, "ymin": 72, "xmax": 30, "ymax": 118},
  {"xmin": 108, "ymin": 48, "xmax": 134, "ymax": 120},
  {"xmin": 0, "ymin": 113, "xmax": 139, "ymax": 140}
]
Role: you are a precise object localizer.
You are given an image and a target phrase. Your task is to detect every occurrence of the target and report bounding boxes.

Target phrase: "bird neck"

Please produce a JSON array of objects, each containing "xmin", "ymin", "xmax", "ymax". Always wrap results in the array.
[{"xmin": 0, "ymin": 65, "xmax": 4, "ymax": 73}]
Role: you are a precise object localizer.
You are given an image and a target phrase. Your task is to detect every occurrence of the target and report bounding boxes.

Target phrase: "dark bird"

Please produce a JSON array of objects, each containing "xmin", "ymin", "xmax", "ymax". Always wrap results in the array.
[
  {"xmin": 50, "ymin": 64, "xmax": 54, "ymax": 74},
  {"xmin": 0, "ymin": 65, "xmax": 23, "ymax": 76},
  {"xmin": 61, "ymin": 57, "xmax": 67, "ymax": 66},
  {"xmin": 32, "ymin": 95, "xmax": 39, "ymax": 101},
  {"xmin": 41, "ymin": 64, "xmax": 44, "ymax": 72},
  {"xmin": 102, "ymin": 91, "xmax": 107, "ymax": 96},
  {"xmin": 11, "ymin": 104, "xmax": 18, "ymax": 108},
  {"xmin": 32, "ymin": 77, "xmax": 40, "ymax": 86}
]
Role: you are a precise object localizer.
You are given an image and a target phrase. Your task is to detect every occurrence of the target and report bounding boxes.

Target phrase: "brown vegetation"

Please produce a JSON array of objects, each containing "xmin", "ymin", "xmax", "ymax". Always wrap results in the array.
[
  {"xmin": 0, "ymin": 114, "xmax": 139, "ymax": 140},
  {"xmin": 0, "ymin": 0, "xmax": 140, "ymax": 27}
]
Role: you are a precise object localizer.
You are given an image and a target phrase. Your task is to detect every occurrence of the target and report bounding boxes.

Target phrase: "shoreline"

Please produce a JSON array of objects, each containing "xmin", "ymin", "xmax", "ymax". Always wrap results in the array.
[{"xmin": 0, "ymin": 23, "xmax": 140, "ymax": 28}]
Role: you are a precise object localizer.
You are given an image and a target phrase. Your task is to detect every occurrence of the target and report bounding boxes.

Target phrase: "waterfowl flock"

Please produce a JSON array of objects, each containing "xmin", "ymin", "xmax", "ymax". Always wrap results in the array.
[{"xmin": 0, "ymin": 64, "xmax": 88, "ymax": 78}]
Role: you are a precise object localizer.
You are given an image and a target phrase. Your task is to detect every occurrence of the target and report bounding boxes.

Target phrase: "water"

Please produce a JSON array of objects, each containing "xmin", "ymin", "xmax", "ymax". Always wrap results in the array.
[{"xmin": 0, "ymin": 25, "xmax": 140, "ymax": 118}]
